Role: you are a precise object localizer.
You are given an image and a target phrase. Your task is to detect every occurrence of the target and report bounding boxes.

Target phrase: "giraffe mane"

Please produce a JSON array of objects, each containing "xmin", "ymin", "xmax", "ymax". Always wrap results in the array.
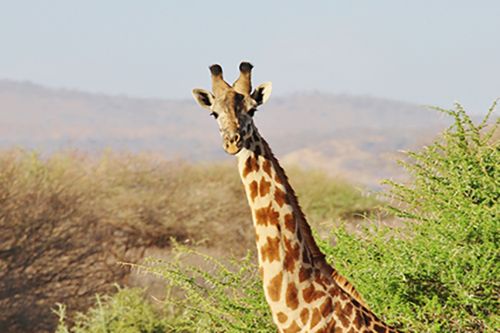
[
  {"xmin": 331, "ymin": 269, "xmax": 369, "ymax": 309},
  {"xmin": 260, "ymin": 137, "xmax": 370, "ymax": 310}
]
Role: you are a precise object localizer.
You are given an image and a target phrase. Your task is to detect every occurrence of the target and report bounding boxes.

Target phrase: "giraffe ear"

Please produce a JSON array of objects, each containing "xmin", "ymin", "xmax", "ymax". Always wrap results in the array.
[
  {"xmin": 251, "ymin": 82, "xmax": 272, "ymax": 106},
  {"xmin": 192, "ymin": 89, "xmax": 215, "ymax": 110}
]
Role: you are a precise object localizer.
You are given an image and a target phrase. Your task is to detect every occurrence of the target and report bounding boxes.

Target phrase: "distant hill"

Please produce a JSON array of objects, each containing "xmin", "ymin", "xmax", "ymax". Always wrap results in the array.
[{"xmin": 0, "ymin": 80, "xmax": 450, "ymax": 188}]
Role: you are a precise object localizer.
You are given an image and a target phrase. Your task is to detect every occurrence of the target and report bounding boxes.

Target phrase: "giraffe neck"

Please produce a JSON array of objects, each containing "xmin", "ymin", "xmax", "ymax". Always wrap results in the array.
[{"xmin": 235, "ymin": 131, "xmax": 399, "ymax": 333}]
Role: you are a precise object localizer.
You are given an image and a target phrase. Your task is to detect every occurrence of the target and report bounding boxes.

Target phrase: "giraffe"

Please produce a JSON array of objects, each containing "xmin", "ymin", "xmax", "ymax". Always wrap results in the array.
[{"xmin": 192, "ymin": 62, "xmax": 401, "ymax": 333}]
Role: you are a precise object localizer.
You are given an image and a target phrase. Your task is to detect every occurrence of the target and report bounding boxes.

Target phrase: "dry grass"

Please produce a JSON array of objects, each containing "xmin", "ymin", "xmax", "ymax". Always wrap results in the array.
[{"xmin": 0, "ymin": 149, "xmax": 381, "ymax": 333}]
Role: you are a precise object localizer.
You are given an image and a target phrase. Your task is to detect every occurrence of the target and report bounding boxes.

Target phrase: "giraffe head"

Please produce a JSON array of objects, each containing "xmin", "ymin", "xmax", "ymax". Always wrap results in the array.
[{"xmin": 192, "ymin": 62, "xmax": 272, "ymax": 155}]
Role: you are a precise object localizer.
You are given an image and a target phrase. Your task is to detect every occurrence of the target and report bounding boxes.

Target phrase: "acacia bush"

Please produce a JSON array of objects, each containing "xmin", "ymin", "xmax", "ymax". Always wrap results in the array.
[
  {"xmin": 54, "ymin": 287, "xmax": 169, "ymax": 333},
  {"xmin": 325, "ymin": 103, "xmax": 499, "ymax": 332}
]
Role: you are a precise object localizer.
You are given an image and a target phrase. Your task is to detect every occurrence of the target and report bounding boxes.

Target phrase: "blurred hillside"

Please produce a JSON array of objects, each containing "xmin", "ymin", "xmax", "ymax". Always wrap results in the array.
[{"xmin": 0, "ymin": 79, "xmax": 450, "ymax": 187}]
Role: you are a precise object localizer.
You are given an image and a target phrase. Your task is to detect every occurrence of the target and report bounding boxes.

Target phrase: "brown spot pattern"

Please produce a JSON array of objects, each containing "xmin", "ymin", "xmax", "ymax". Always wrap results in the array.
[
  {"xmin": 343, "ymin": 302, "xmax": 353, "ymax": 317},
  {"xmin": 302, "ymin": 284, "xmax": 326, "ymax": 303},
  {"xmin": 277, "ymin": 311, "xmax": 288, "ymax": 323},
  {"xmin": 285, "ymin": 283, "xmax": 299, "ymax": 310},
  {"xmin": 299, "ymin": 267, "xmax": 312, "ymax": 282},
  {"xmin": 274, "ymin": 187, "xmax": 288, "ymax": 207},
  {"xmin": 373, "ymin": 324, "xmax": 387, "ymax": 333},
  {"xmin": 317, "ymin": 326, "xmax": 330, "ymax": 333},
  {"xmin": 310, "ymin": 308, "xmax": 321, "ymax": 329},
  {"xmin": 320, "ymin": 298, "xmax": 333, "ymax": 317},
  {"xmin": 258, "ymin": 177, "xmax": 271, "ymax": 197},
  {"xmin": 249, "ymin": 180, "xmax": 258, "ymax": 202},
  {"xmin": 260, "ymin": 236, "xmax": 280, "ymax": 262},
  {"xmin": 335, "ymin": 301, "xmax": 350, "ymax": 328},
  {"xmin": 329, "ymin": 287, "xmax": 340, "ymax": 298},
  {"xmin": 241, "ymin": 141, "xmax": 397, "ymax": 333},
  {"xmin": 300, "ymin": 308, "xmax": 309, "ymax": 325},
  {"xmin": 283, "ymin": 238, "xmax": 301, "ymax": 273},
  {"xmin": 353, "ymin": 310, "xmax": 363, "ymax": 329},
  {"xmin": 314, "ymin": 274, "xmax": 329, "ymax": 289},
  {"xmin": 284, "ymin": 213, "xmax": 295, "ymax": 232},
  {"xmin": 263, "ymin": 159, "xmax": 272, "ymax": 177},
  {"xmin": 255, "ymin": 203, "xmax": 280, "ymax": 226},
  {"xmin": 243, "ymin": 155, "xmax": 259, "ymax": 177},
  {"xmin": 283, "ymin": 321, "xmax": 301, "ymax": 333},
  {"xmin": 326, "ymin": 319, "xmax": 337, "ymax": 332},
  {"xmin": 267, "ymin": 272, "xmax": 283, "ymax": 302},
  {"xmin": 362, "ymin": 311, "xmax": 372, "ymax": 327}
]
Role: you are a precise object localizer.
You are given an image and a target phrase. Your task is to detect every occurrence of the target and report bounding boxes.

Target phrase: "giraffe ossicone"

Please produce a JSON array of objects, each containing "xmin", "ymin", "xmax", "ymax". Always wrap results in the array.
[{"xmin": 192, "ymin": 62, "xmax": 401, "ymax": 333}]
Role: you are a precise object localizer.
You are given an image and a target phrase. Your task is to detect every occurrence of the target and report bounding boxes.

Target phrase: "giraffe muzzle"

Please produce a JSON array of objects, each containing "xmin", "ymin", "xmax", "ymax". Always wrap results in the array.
[{"xmin": 223, "ymin": 133, "xmax": 242, "ymax": 155}]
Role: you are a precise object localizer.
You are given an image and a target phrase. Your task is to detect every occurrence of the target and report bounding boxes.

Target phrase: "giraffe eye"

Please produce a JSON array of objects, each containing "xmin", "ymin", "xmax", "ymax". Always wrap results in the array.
[{"xmin": 210, "ymin": 112, "xmax": 219, "ymax": 119}]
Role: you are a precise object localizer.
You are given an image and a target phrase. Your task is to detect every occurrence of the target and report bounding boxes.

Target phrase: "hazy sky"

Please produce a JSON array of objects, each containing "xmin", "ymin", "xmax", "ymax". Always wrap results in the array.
[{"xmin": 1, "ymin": 1, "xmax": 499, "ymax": 113}]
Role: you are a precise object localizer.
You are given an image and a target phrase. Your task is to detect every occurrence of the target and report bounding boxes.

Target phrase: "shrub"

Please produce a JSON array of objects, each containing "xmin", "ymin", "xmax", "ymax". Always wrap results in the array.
[
  {"xmin": 54, "ymin": 287, "xmax": 168, "ymax": 333},
  {"xmin": 325, "ymin": 102, "xmax": 498, "ymax": 332},
  {"xmin": 135, "ymin": 245, "xmax": 275, "ymax": 332}
]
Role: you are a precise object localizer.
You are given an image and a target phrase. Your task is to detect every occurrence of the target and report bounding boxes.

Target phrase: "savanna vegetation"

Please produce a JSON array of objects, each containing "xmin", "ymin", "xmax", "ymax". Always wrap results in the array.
[
  {"xmin": 0, "ymin": 146, "xmax": 379, "ymax": 332},
  {"xmin": 1, "ymin": 103, "xmax": 497, "ymax": 332}
]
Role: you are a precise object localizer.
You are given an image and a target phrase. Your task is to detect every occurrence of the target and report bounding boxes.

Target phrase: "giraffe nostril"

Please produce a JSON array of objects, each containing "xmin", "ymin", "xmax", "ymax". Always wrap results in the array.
[
  {"xmin": 228, "ymin": 134, "xmax": 240, "ymax": 144},
  {"xmin": 234, "ymin": 133, "xmax": 241, "ymax": 143}
]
